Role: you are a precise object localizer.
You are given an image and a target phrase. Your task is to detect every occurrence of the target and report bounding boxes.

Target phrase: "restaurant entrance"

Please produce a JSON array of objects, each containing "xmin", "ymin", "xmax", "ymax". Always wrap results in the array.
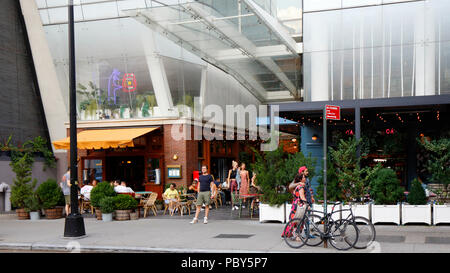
[{"xmin": 106, "ymin": 156, "xmax": 145, "ymax": 191}]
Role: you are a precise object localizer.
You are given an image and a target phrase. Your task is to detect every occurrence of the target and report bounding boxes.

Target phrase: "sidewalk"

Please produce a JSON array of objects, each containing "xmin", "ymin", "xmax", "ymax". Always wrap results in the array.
[{"xmin": 1, "ymin": 210, "xmax": 450, "ymax": 253}]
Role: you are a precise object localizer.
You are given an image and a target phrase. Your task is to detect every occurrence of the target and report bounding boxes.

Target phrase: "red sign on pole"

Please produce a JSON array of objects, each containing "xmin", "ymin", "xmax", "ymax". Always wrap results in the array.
[{"xmin": 325, "ymin": 105, "xmax": 340, "ymax": 120}]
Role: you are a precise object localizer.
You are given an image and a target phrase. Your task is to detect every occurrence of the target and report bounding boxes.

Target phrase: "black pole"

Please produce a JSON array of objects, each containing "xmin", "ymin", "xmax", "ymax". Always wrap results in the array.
[
  {"xmin": 64, "ymin": 1, "xmax": 86, "ymax": 238},
  {"xmin": 323, "ymin": 107, "xmax": 327, "ymax": 248}
]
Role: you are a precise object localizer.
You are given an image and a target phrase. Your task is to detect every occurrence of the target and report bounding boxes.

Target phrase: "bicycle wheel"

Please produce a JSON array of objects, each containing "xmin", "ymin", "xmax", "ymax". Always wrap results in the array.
[
  {"xmin": 283, "ymin": 217, "xmax": 308, "ymax": 249},
  {"xmin": 353, "ymin": 216, "xmax": 376, "ymax": 249},
  {"xmin": 328, "ymin": 219, "xmax": 359, "ymax": 251},
  {"xmin": 304, "ymin": 214, "xmax": 325, "ymax": 247}
]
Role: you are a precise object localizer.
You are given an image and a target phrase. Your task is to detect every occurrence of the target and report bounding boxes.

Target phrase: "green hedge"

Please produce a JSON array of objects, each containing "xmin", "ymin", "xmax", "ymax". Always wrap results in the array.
[{"xmin": 113, "ymin": 194, "xmax": 138, "ymax": 210}]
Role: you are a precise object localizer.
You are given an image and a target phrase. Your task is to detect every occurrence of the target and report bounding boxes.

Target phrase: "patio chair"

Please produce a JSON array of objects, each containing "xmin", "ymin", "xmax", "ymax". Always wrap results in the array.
[
  {"xmin": 80, "ymin": 195, "xmax": 94, "ymax": 214},
  {"xmin": 143, "ymin": 192, "xmax": 158, "ymax": 217}
]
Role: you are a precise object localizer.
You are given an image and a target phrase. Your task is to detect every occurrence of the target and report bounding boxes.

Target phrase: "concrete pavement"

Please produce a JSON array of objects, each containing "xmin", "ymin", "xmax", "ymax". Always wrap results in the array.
[{"xmin": 1, "ymin": 211, "xmax": 450, "ymax": 253}]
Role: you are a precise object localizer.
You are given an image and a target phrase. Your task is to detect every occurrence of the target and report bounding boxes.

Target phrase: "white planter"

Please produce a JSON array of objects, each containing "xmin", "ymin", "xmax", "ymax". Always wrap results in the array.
[
  {"xmin": 433, "ymin": 204, "xmax": 450, "ymax": 225},
  {"xmin": 341, "ymin": 204, "xmax": 371, "ymax": 220},
  {"xmin": 259, "ymin": 203, "xmax": 285, "ymax": 223},
  {"xmin": 371, "ymin": 204, "xmax": 401, "ymax": 225},
  {"xmin": 102, "ymin": 213, "xmax": 113, "ymax": 222},
  {"xmin": 401, "ymin": 204, "xmax": 432, "ymax": 225},
  {"xmin": 29, "ymin": 211, "xmax": 40, "ymax": 221}
]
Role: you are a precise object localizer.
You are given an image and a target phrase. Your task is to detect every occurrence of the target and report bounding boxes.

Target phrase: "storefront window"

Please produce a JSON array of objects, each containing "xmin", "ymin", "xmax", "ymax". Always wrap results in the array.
[
  {"xmin": 83, "ymin": 159, "xmax": 103, "ymax": 183},
  {"xmin": 147, "ymin": 158, "xmax": 161, "ymax": 184}
]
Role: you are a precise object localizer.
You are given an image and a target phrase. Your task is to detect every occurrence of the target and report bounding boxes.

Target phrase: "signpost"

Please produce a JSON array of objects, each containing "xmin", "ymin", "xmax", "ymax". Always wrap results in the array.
[{"xmin": 323, "ymin": 105, "xmax": 340, "ymax": 248}]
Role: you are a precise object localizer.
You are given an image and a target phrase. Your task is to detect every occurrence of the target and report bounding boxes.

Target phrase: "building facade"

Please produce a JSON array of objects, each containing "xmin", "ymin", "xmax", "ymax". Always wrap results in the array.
[{"xmin": 2, "ymin": 1, "xmax": 448, "ymax": 207}]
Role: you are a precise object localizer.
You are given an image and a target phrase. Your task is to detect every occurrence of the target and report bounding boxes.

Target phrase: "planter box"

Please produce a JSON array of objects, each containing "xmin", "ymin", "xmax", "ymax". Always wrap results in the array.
[
  {"xmin": 30, "ymin": 211, "xmax": 41, "ymax": 221},
  {"xmin": 401, "ymin": 204, "xmax": 432, "ymax": 225},
  {"xmin": 102, "ymin": 213, "xmax": 113, "ymax": 222},
  {"xmin": 371, "ymin": 204, "xmax": 401, "ymax": 225},
  {"xmin": 259, "ymin": 203, "xmax": 285, "ymax": 223},
  {"xmin": 45, "ymin": 207, "xmax": 63, "ymax": 219},
  {"xmin": 341, "ymin": 204, "xmax": 371, "ymax": 220},
  {"xmin": 16, "ymin": 208, "xmax": 30, "ymax": 220},
  {"xmin": 433, "ymin": 204, "xmax": 450, "ymax": 225}
]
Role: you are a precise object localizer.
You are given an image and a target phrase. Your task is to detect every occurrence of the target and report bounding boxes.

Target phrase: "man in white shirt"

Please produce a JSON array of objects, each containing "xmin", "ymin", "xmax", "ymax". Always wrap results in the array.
[
  {"xmin": 80, "ymin": 181, "xmax": 94, "ymax": 200},
  {"xmin": 114, "ymin": 181, "xmax": 134, "ymax": 193}
]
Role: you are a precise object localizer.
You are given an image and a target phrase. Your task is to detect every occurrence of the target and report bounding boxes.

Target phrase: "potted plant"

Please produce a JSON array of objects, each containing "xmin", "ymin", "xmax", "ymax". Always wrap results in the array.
[
  {"xmin": 9, "ymin": 154, "xmax": 37, "ymax": 220},
  {"xmin": 113, "ymin": 194, "xmax": 138, "ymax": 221},
  {"xmin": 419, "ymin": 136, "xmax": 450, "ymax": 224},
  {"xmin": 402, "ymin": 178, "xmax": 431, "ymax": 225},
  {"xmin": 99, "ymin": 196, "xmax": 115, "ymax": 222},
  {"xmin": 24, "ymin": 193, "xmax": 41, "ymax": 221},
  {"xmin": 36, "ymin": 179, "xmax": 65, "ymax": 219},
  {"xmin": 90, "ymin": 181, "xmax": 116, "ymax": 220},
  {"xmin": 369, "ymin": 168, "xmax": 404, "ymax": 225}
]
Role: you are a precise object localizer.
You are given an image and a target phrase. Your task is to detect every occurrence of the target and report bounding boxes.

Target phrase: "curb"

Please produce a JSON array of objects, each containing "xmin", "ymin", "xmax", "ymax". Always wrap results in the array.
[{"xmin": 0, "ymin": 242, "xmax": 285, "ymax": 253}]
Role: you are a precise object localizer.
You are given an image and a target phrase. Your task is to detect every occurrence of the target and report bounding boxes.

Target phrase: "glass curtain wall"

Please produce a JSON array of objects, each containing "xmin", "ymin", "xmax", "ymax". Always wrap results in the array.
[
  {"xmin": 303, "ymin": 0, "xmax": 450, "ymax": 102},
  {"xmin": 36, "ymin": 0, "xmax": 205, "ymax": 120}
]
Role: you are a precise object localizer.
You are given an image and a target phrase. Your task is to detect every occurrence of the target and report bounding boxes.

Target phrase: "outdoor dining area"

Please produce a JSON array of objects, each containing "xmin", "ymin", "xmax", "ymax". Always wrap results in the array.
[{"xmin": 77, "ymin": 180, "xmax": 262, "ymax": 222}]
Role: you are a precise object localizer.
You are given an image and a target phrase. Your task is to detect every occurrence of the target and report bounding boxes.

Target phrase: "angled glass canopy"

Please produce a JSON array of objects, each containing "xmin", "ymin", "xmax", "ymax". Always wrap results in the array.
[{"xmin": 124, "ymin": 0, "xmax": 302, "ymax": 102}]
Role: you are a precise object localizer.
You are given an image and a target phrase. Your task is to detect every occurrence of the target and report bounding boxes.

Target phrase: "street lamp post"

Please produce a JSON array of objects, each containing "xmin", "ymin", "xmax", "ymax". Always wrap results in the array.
[{"xmin": 64, "ymin": 0, "xmax": 86, "ymax": 238}]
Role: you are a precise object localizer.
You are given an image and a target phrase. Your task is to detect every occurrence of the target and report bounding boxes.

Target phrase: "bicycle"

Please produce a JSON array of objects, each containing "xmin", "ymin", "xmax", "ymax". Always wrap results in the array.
[
  {"xmin": 283, "ymin": 201, "xmax": 359, "ymax": 250},
  {"xmin": 335, "ymin": 203, "xmax": 376, "ymax": 249}
]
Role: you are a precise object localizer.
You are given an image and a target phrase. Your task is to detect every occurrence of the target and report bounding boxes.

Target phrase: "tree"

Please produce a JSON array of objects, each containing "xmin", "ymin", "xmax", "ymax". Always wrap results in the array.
[
  {"xmin": 369, "ymin": 168, "xmax": 404, "ymax": 205},
  {"xmin": 9, "ymin": 154, "xmax": 37, "ymax": 209},
  {"xmin": 316, "ymin": 158, "xmax": 343, "ymax": 202},
  {"xmin": 407, "ymin": 178, "xmax": 427, "ymax": 205},
  {"xmin": 419, "ymin": 137, "xmax": 450, "ymax": 187},
  {"xmin": 329, "ymin": 137, "xmax": 381, "ymax": 203},
  {"xmin": 251, "ymin": 146, "xmax": 316, "ymax": 206}
]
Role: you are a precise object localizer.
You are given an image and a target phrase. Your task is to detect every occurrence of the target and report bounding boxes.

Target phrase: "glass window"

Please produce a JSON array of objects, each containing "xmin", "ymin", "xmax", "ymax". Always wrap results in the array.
[
  {"xmin": 147, "ymin": 158, "xmax": 161, "ymax": 184},
  {"xmin": 162, "ymin": 56, "xmax": 202, "ymax": 113},
  {"xmin": 84, "ymin": 159, "xmax": 103, "ymax": 183}
]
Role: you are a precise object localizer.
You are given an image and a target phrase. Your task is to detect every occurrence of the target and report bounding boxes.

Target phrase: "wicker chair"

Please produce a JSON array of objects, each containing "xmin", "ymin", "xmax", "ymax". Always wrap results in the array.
[
  {"xmin": 143, "ymin": 192, "xmax": 158, "ymax": 217},
  {"xmin": 80, "ymin": 195, "xmax": 94, "ymax": 214}
]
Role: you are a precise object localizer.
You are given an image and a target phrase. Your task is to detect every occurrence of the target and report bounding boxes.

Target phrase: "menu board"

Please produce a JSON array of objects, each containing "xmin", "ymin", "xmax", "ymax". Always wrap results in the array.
[{"xmin": 167, "ymin": 165, "xmax": 182, "ymax": 178}]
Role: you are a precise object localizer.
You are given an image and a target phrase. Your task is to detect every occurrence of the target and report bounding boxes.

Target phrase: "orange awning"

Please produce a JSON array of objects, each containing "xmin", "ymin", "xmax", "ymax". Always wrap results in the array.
[{"xmin": 52, "ymin": 127, "xmax": 159, "ymax": 150}]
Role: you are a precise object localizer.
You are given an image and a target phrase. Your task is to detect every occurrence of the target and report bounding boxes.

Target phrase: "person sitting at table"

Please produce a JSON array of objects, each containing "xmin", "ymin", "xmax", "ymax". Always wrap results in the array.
[
  {"xmin": 213, "ymin": 177, "xmax": 226, "ymax": 205},
  {"xmin": 114, "ymin": 181, "xmax": 134, "ymax": 194},
  {"xmin": 187, "ymin": 179, "xmax": 199, "ymax": 199},
  {"xmin": 163, "ymin": 183, "xmax": 180, "ymax": 214},
  {"xmin": 80, "ymin": 181, "xmax": 94, "ymax": 201}
]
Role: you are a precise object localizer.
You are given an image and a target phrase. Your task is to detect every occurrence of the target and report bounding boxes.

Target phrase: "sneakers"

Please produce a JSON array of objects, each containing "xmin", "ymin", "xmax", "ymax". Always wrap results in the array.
[
  {"xmin": 203, "ymin": 217, "xmax": 208, "ymax": 224},
  {"xmin": 234, "ymin": 206, "xmax": 239, "ymax": 210},
  {"xmin": 231, "ymin": 206, "xmax": 235, "ymax": 211},
  {"xmin": 190, "ymin": 218, "xmax": 198, "ymax": 224}
]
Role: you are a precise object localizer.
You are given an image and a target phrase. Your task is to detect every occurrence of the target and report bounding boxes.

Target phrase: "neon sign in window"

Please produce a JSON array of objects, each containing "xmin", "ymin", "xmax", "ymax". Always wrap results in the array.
[{"xmin": 107, "ymin": 70, "xmax": 138, "ymax": 103}]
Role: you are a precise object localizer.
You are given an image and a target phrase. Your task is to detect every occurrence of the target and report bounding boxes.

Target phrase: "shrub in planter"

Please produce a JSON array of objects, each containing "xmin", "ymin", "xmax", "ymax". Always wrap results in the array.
[
  {"xmin": 369, "ymin": 168, "xmax": 404, "ymax": 205},
  {"xmin": 24, "ymin": 193, "xmax": 41, "ymax": 220},
  {"xmin": 99, "ymin": 196, "xmax": 115, "ymax": 222},
  {"xmin": 114, "ymin": 194, "xmax": 138, "ymax": 221},
  {"xmin": 36, "ymin": 179, "xmax": 64, "ymax": 219},
  {"xmin": 9, "ymin": 154, "xmax": 37, "ymax": 219},
  {"xmin": 90, "ymin": 181, "xmax": 116, "ymax": 220},
  {"xmin": 407, "ymin": 178, "xmax": 427, "ymax": 205}
]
